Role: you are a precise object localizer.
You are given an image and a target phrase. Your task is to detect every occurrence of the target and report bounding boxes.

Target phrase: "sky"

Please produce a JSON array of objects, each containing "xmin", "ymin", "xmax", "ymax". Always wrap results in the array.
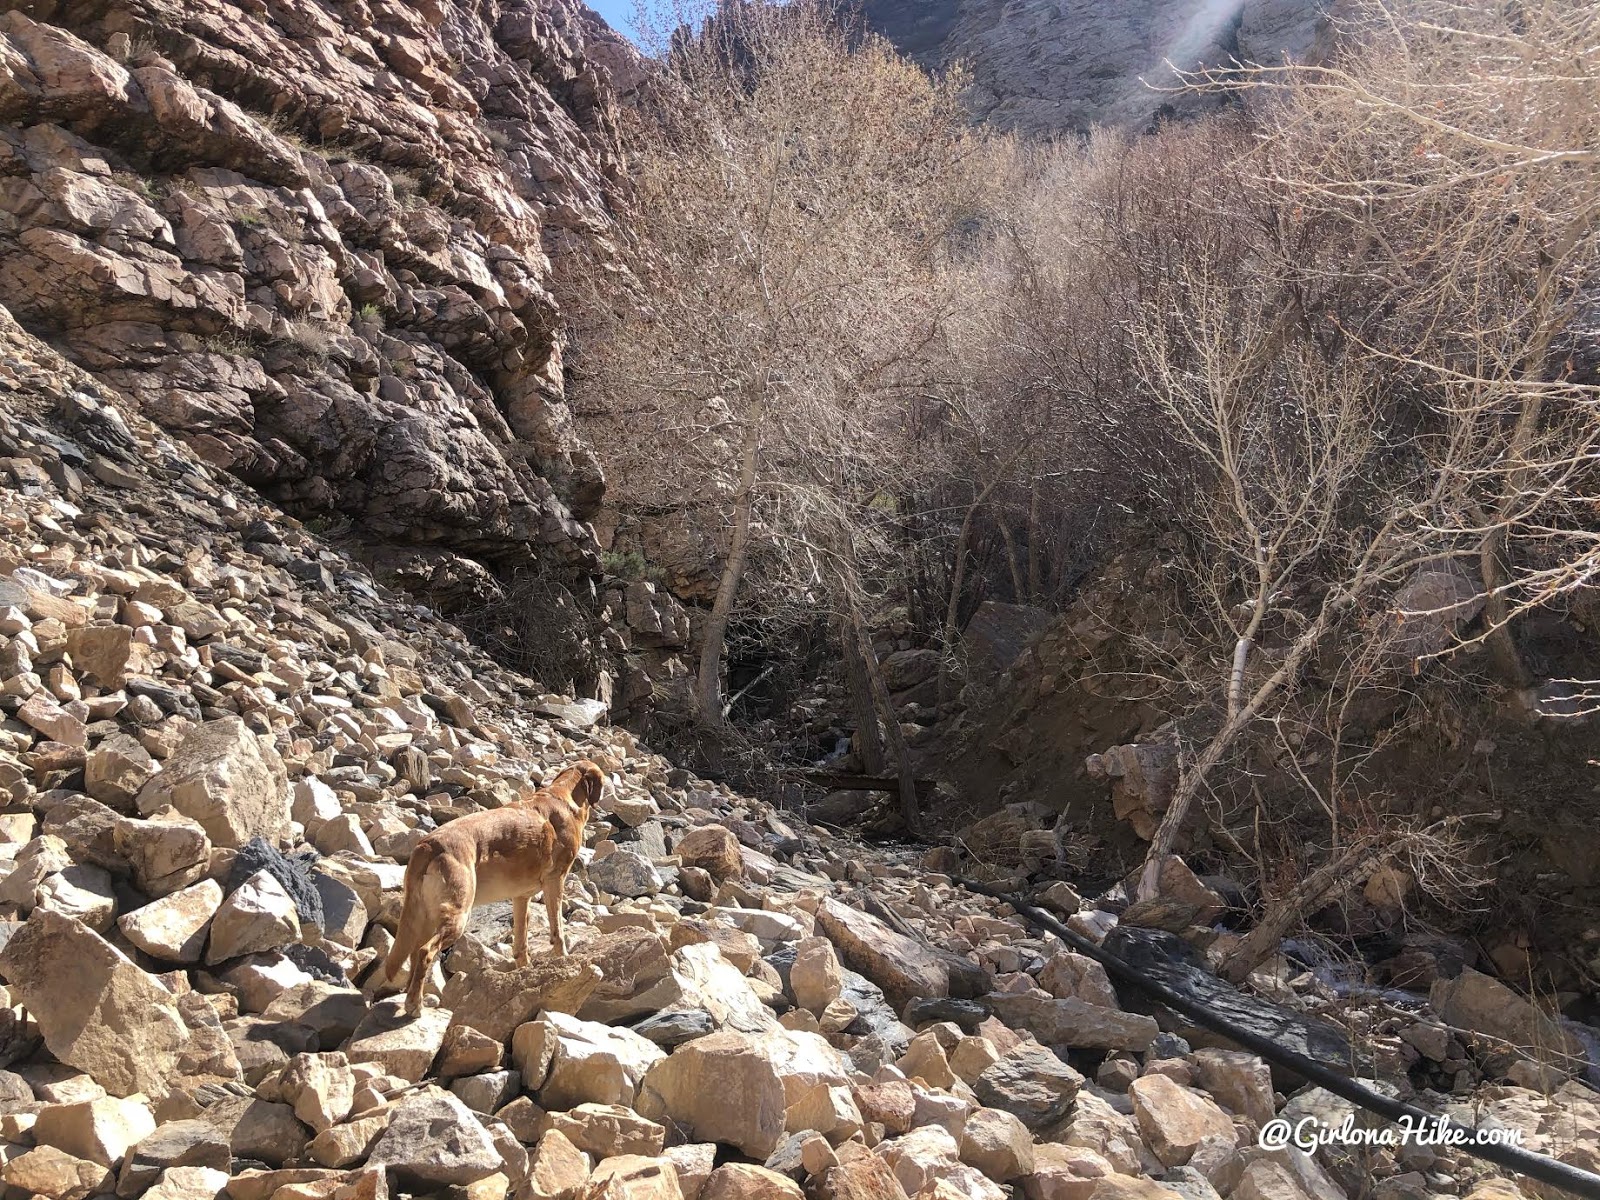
[{"xmin": 587, "ymin": 0, "xmax": 645, "ymax": 40}]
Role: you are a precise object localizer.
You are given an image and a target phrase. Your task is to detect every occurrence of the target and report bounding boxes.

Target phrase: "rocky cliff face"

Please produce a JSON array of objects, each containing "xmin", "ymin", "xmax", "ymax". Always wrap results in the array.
[
  {"xmin": 0, "ymin": 0, "xmax": 640, "ymax": 609},
  {"xmin": 860, "ymin": 0, "xmax": 1339, "ymax": 133}
]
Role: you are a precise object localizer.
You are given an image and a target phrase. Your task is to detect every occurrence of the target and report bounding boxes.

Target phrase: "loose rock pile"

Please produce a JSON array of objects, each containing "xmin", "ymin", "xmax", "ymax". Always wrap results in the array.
[{"xmin": 0, "ymin": 318, "xmax": 1596, "ymax": 1200}]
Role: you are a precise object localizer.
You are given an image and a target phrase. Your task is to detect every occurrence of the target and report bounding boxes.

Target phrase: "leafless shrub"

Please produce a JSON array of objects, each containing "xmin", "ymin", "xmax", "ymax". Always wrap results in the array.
[{"xmin": 940, "ymin": 0, "xmax": 1599, "ymax": 921}]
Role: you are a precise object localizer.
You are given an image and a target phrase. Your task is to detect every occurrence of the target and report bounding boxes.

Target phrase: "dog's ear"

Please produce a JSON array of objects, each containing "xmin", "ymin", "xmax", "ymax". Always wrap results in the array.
[{"xmin": 574, "ymin": 761, "xmax": 605, "ymax": 811}]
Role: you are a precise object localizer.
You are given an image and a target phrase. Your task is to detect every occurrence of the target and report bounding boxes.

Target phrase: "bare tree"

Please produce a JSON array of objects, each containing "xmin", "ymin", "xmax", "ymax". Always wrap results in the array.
[
  {"xmin": 570, "ymin": 0, "xmax": 991, "ymax": 735},
  {"xmin": 1126, "ymin": 0, "xmax": 1600, "ymax": 895}
]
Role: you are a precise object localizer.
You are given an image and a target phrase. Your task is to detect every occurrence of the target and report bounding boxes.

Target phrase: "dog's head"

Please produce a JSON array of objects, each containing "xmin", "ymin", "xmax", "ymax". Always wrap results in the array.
[{"xmin": 550, "ymin": 760, "xmax": 606, "ymax": 816}]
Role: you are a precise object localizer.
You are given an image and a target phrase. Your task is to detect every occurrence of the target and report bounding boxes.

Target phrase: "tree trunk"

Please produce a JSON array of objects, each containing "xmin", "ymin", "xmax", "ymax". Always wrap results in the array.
[
  {"xmin": 839, "ymin": 615, "xmax": 886, "ymax": 774},
  {"xmin": 694, "ymin": 411, "xmax": 761, "ymax": 726},
  {"xmin": 998, "ymin": 519, "xmax": 1026, "ymax": 602},
  {"xmin": 939, "ymin": 476, "xmax": 1005, "ymax": 702},
  {"xmin": 1137, "ymin": 610, "xmax": 1332, "ymax": 899},
  {"xmin": 1218, "ymin": 834, "xmax": 1390, "ymax": 983},
  {"xmin": 1478, "ymin": 525, "xmax": 1531, "ymax": 688},
  {"xmin": 848, "ymin": 594, "xmax": 919, "ymax": 831},
  {"xmin": 1026, "ymin": 480, "xmax": 1042, "ymax": 604}
]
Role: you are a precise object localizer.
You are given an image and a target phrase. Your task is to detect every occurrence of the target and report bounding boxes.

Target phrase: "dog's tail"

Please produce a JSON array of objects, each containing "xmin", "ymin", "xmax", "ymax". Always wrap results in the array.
[{"xmin": 382, "ymin": 839, "xmax": 439, "ymax": 982}]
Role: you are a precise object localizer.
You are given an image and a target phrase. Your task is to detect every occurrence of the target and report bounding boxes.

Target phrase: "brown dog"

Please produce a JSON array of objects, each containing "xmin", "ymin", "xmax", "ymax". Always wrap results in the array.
[{"xmin": 380, "ymin": 760, "xmax": 604, "ymax": 1016}]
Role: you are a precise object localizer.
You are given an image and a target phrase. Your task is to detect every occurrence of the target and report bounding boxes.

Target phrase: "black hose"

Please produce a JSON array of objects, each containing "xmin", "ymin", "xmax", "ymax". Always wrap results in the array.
[{"xmin": 954, "ymin": 876, "xmax": 1600, "ymax": 1200}]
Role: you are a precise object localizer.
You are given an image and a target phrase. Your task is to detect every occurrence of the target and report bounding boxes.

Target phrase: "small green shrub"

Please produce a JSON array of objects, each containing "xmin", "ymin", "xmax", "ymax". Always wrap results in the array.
[{"xmin": 200, "ymin": 331, "xmax": 261, "ymax": 359}]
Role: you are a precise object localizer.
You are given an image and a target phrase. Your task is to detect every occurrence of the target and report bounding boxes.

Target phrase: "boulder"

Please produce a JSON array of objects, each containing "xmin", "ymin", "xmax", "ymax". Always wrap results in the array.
[
  {"xmin": 576, "ymin": 930, "xmax": 680, "ymax": 1024},
  {"xmin": 1429, "ymin": 968, "xmax": 1587, "ymax": 1071},
  {"xmin": 306, "ymin": 1115, "xmax": 388, "ymax": 1168},
  {"xmin": 548, "ymin": 1103, "xmax": 668, "ymax": 1158},
  {"xmin": 584, "ymin": 1155, "xmax": 684, "ymax": 1200},
  {"xmin": 195, "ymin": 1096, "xmax": 309, "ymax": 1166},
  {"xmin": 114, "ymin": 1119, "xmax": 231, "ymax": 1197},
  {"xmin": 1189, "ymin": 1049, "xmax": 1274, "ymax": 1127},
  {"xmin": 958, "ymin": 1107, "xmax": 1035, "ymax": 1182},
  {"xmin": 35, "ymin": 864, "xmax": 117, "ymax": 933},
  {"xmin": 44, "ymin": 796, "xmax": 211, "ymax": 897},
  {"xmin": 0, "ymin": 910, "xmax": 189, "ymax": 1097},
  {"xmin": 346, "ymin": 998, "xmax": 452, "ymax": 1082},
  {"xmin": 983, "ymin": 993, "xmax": 1158, "ymax": 1052},
  {"xmin": 877, "ymin": 1125, "xmax": 961, "ymax": 1196},
  {"xmin": 702, "ymin": 1164, "xmax": 805, "ymax": 1200},
  {"xmin": 1082, "ymin": 1179, "xmax": 1183, "ymax": 1200},
  {"xmin": 899, "ymin": 1032, "xmax": 958, "ymax": 1090},
  {"xmin": 881, "ymin": 648, "xmax": 940, "ymax": 693},
  {"xmin": 366, "ymin": 1087, "xmax": 501, "ymax": 1186},
  {"xmin": 1232, "ymin": 1158, "xmax": 1338, "ymax": 1200},
  {"xmin": 32, "ymin": 1095, "xmax": 157, "ymax": 1167},
  {"xmin": 1037, "ymin": 954, "xmax": 1118, "ymax": 1008},
  {"xmin": 854, "ymin": 1081, "xmax": 917, "ymax": 1136},
  {"xmin": 205, "ymin": 869, "xmax": 300, "ymax": 964},
  {"xmin": 1127, "ymin": 1076, "xmax": 1236, "ymax": 1169},
  {"xmin": 666, "ymin": 1144, "xmax": 718, "ymax": 1200},
  {"xmin": 1020, "ymin": 1145, "xmax": 1118, "ymax": 1200},
  {"xmin": 815, "ymin": 1156, "xmax": 911, "ymax": 1200},
  {"xmin": 527, "ymin": 1128, "xmax": 594, "ymax": 1200},
  {"xmin": 67, "ymin": 625, "xmax": 134, "ymax": 688},
  {"xmin": 635, "ymin": 1031, "xmax": 790, "ymax": 1157},
  {"xmin": 134, "ymin": 716, "xmax": 289, "ymax": 848},
  {"xmin": 117, "ymin": 878, "xmax": 223, "ymax": 963},
  {"xmin": 278, "ymin": 1052, "xmax": 355, "ymax": 1133},
  {"xmin": 1, "ymin": 1145, "xmax": 114, "ymax": 1199},
  {"xmin": 1388, "ymin": 564, "xmax": 1486, "ymax": 660},
  {"xmin": 676, "ymin": 827, "xmax": 743, "ymax": 881},
  {"xmin": 815, "ymin": 900, "xmax": 957, "ymax": 1012},
  {"xmin": 138, "ymin": 1165, "xmax": 232, "ymax": 1200},
  {"xmin": 83, "ymin": 733, "xmax": 155, "ymax": 810},
  {"xmin": 439, "ymin": 1024, "xmax": 506, "ymax": 1078},
  {"xmin": 440, "ymin": 955, "xmax": 603, "ymax": 1042},
  {"xmin": 790, "ymin": 936, "xmax": 844, "ymax": 1014},
  {"xmin": 452, "ymin": 1069, "xmax": 519, "ymax": 1114},
  {"xmin": 949, "ymin": 1037, "xmax": 1002, "ymax": 1086},
  {"xmin": 18, "ymin": 692, "xmax": 87, "ymax": 748},
  {"xmin": 530, "ymin": 1012, "xmax": 667, "ymax": 1109},
  {"xmin": 0, "ymin": 834, "xmax": 72, "ymax": 909},
  {"xmin": 961, "ymin": 603, "xmax": 1053, "ymax": 679},
  {"xmin": 590, "ymin": 848, "xmax": 664, "ymax": 898},
  {"xmin": 226, "ymin": 839, "xmax": 323, "ymax": 929},
  {"xmin": 291, "ymin": 778, "xmax": 342, "ymax": 832},
  {"xmin": 973, "ymin": 1045, "xmax": 1084, "ymax": 1131}
]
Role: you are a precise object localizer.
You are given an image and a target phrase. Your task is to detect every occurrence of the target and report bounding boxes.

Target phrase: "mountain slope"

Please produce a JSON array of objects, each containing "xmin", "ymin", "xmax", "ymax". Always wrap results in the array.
[{"xmin": 860, "ymin": 0, "xmax": 1339, "ymax": 133}]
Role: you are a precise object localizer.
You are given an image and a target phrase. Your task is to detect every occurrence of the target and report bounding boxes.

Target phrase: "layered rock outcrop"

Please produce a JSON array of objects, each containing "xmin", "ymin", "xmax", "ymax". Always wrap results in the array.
[
  {"xmin": 860, "ymin": 0, "xmax": 1340, "ymax": 134},
  {"xmin": 0, "ymin": 0, "xmax": 639, "ymax": 608}
]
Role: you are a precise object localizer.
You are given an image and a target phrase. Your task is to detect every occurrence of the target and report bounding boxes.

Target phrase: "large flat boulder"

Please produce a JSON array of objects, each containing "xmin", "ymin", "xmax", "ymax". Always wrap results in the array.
[
  {"xmin": 1430, "ymin": 968, "xmax": 1587, "ymax": 1071},
  {"xmin": 814, "ymin": 900, "xmax": 953, "ymax": 1013},
  {"xmin": 982, "ymin": 993, "xmax": 1158, "ymax": 1053},
  {"xmin": 637, "ymin": 1029, "xmax": 860, "ymax": 1158},
  {"xmin": 439, "ymin": 954, "xmax": 603, "ymax": 1042},
  {"xmin": 366, "ymin": 1087, "xmax": 501, "ymax": 1186},
  {"xmin": 0, "ymin": 910, "xmax": 189, "ymax": 1098},
  {"xmin": 135, "ymin": 716, "xmax": 289, "ymax": 848}
]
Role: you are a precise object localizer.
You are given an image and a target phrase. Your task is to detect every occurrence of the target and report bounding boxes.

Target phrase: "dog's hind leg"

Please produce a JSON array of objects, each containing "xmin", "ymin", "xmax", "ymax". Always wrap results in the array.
[
  {"xmin": 544, "ymin": 871, "xmax": 567, "ymax": 956},
  {"xmin": 404, "ymin": 935, "xmax": 440, "ymax": 1018},
  {"xmin": 406, "ymin": 904, "xmax": 469, "ymax": 1018},
  {"xmin": 379, "ymin": 845, "xmax": 435, "ymax": 994},
  {"xmin": 512, "ymin": 893, "xmax": 531, "ymax": 966},
  {"xmin": 402, "ymin": 852, "xmax": 474, "ymax": 1018}
]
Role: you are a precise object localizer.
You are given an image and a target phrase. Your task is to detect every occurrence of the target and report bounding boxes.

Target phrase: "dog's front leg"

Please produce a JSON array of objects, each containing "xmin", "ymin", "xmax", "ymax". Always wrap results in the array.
[
  {"xmin": 545, "ymin": 875, "xmax": 566, "ymax": 956},
  {"xmin": 512, "ymin": 894, "xmax": 531, "ymax": 966}
]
